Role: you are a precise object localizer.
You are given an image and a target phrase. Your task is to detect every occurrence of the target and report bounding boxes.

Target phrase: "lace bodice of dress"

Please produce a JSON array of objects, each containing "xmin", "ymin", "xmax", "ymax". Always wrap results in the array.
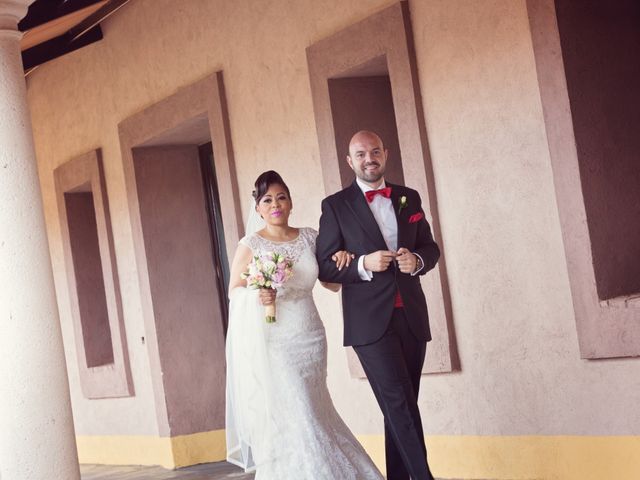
[{"xmin": 240, "ymin": 227, "xmax": 319, "ymax": 302}]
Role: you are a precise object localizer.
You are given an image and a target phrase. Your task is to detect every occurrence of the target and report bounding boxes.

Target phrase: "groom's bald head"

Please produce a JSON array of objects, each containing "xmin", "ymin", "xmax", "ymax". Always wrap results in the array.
[
  {"xmin": 347, "ymin": 130, "xmax": 388, "ymax": 186},
  {"xmin": 348, "ymin": 130, "xmax": 384, "ymax": 152}
]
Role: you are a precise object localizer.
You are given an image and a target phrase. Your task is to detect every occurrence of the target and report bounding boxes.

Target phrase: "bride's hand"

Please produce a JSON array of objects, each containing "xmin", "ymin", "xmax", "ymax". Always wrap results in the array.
[
  {"xmin": 331, "ymin": 250, "xmax": 355, "ymax": 271},
  {"xmin": 259, "ymin": 288, "xmax": 276, "ymax": 305}
]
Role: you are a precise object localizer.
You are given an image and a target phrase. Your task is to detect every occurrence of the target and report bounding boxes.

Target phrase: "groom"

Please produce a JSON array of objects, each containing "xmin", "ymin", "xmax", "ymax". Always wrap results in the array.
[{"xmin": 316, "ymin": 130, "xmax": 440, "ymax": 480}]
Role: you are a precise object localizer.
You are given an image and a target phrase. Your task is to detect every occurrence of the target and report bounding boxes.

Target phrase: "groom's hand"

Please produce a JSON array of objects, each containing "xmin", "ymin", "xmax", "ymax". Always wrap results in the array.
[
  {"xmin": 364, "ymin": 250, "xmax": 397, "ymax": 272},
  {"xmin": 396, "ymin": 247, "xmax": 417, "ymax": 274}
]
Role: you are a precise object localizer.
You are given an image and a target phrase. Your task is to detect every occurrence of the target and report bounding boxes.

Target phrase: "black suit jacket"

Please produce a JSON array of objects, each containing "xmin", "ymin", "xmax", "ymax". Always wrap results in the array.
[{"xmin": 316, "ymin": 181, "xmax": 440, "ymax": 346}]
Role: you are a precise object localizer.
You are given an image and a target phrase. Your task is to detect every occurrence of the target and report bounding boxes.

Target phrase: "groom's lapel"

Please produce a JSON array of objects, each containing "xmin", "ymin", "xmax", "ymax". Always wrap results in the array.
[
  {"xmin": 345, "ymin": 181, "xmax": 387, "ymax": 249},
  {"xmin": 390, "ymin": 183, "xmax": 407, "ymax": 249}
]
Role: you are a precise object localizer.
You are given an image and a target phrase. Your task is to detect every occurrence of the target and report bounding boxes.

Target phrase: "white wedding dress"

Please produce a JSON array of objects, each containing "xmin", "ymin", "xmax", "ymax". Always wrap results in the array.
[{"xmin": 226, "ymin": 227, "xmax": 384, "ymax": 480}]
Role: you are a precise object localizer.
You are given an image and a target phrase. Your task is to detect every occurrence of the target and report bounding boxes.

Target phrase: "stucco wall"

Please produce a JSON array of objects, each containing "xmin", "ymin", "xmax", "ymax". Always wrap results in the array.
[{"xmin": 26, "ymin": 0, "xmax": 639, "ymax": 443}]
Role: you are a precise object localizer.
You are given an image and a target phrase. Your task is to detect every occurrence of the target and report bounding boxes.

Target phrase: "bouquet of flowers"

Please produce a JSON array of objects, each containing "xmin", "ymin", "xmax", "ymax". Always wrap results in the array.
[{"xmin": 241, "ymin": 252, "xmax": 294, "ymax": 323}]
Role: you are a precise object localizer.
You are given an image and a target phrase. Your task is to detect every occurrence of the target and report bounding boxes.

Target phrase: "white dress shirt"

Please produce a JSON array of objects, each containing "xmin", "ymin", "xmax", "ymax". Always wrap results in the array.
[{"xmin": 355, "ymin": 178, "xmax": 423, "ymax": 280}]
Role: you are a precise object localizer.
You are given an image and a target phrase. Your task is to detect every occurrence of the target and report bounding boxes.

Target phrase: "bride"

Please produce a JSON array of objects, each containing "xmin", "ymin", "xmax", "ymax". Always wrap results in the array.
[{"xmin": 225, "ymin": 170, "xmax": 384, "ymax": 479}]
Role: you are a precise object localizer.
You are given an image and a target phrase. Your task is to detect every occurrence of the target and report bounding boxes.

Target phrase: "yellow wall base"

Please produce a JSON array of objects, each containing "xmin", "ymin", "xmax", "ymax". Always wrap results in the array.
[
  {"xmin": 171, "ymin": 430, "xmax": 227, "ymax": 468},
  {"xmin": 358, "ymin": 434, "xmax": 640, "ymax": 480},
  {"xmin": 76, "ymin": 429, "xmax": 226, "ymax": 469},
  {"xmin": 77, "ymin": 431, "xmax": 640, "ymax": 479}
]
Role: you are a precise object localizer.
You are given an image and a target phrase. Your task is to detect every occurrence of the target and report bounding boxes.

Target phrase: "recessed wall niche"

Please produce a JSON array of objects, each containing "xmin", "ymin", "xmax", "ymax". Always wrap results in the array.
[
  {"xmin": 527, "ymin": 0, "xmax": 640, "ymax": 358},
  {"xmin": 118, "ymin": 72, "xmax": 240, "ymax": 437},
  {"xmin": 54, "ymin": 149, "xmax": 133, "ymax": 398},
  {"xmin": 307, "ymin": 1, "xmax": 459, "ymax": 376},
  {"xmin": 328, "ymin": 60, "xmax": 404, "ymax": 187}
]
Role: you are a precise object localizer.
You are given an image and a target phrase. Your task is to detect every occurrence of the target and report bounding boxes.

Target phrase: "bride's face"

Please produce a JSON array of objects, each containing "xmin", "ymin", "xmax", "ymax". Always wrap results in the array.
[{"xmin": 256, "ymin": 183, "xmax": 292, "ymax": 226}]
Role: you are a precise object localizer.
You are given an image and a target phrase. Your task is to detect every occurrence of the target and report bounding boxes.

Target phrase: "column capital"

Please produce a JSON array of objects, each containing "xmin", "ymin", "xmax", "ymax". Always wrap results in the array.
[{"xmin": 0, "ymin": 0, "xmax": 33, "ymax": 31}]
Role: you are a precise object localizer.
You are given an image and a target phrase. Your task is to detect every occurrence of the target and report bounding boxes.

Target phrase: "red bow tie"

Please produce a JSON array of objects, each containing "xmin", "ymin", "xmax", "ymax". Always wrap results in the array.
[{"xmin": 365, "ymin": 187, "xmax": 392, "ymax": 203}]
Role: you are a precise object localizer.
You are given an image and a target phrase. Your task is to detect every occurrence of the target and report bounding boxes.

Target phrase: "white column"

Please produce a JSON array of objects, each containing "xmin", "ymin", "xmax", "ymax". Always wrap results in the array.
[{"xmin": 0, "ymin": 1, "xmax": 80, "ymax": 479}]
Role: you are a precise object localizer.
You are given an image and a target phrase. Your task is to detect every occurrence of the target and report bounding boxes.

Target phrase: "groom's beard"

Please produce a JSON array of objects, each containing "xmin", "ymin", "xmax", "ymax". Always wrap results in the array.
[{"xmin": 358, "ymin": 162, "xmax": 385, "ymax": 183}]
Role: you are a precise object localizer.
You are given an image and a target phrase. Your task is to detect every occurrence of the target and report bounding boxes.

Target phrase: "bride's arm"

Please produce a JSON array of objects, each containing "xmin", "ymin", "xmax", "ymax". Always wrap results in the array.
[
  {"xmin": 228, "ymin": 243, "xmax": 277, "ymax": 305},
  {"xmin": 316, "ymin": 199, "xmax": 363, "ymax": 284},
  {"xmin": 228, "ymin": 244, "xmax": 252, "ymax": 298}
]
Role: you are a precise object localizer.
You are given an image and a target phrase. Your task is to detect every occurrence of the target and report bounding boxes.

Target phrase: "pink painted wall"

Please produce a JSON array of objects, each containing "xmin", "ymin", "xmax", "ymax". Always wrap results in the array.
[
  {"xmin": 24, "ymin": 0, "xmax": 640, "ymax": 444},
  {"xmin": 555, "ymin": 0, "xmax": 640, "ymax": 300},
  {"xmin": 133, "ymin": 146, "xmax": 226, "ymax": 435}
]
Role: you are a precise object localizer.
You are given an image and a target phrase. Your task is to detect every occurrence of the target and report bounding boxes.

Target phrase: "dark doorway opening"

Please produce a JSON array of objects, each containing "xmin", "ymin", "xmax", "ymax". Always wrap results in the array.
[{"xmin": 199, "ymin": 141, "xmax": 230, "ymax": 331}]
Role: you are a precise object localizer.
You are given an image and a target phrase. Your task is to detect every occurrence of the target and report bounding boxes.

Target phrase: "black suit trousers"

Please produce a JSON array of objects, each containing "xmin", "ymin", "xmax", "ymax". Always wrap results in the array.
[{"xmin": 354, "ymin": 308, "xmax": 434, "ymax": 480}]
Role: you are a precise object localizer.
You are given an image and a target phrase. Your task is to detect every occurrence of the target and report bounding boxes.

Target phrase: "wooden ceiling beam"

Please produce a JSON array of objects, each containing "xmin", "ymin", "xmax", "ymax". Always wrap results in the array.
[
  {"xmin": 19, "ymin": 0, "xmax": 106, "ymax": 31},
  {"xmin": 21, "ymin": 0, "xmax": 131, "ymax": 73},
  {"xmin": 22, "ymin": 24, "xmax": 103, "ymax": 71},
  {"xmin": 69, "ymin": 0, "xmax": 129, "ymax": 41}
]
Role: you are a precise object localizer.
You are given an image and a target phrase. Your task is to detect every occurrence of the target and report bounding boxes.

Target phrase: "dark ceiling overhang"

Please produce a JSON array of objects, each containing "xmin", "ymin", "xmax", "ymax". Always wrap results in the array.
[{"xmin": 19, "ymin": 0, "xmax": 130, "ymax": 75}]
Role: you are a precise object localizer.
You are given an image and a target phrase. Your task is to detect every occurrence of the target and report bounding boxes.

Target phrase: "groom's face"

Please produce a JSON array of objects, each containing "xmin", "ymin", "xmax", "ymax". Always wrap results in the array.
[{"xmin": 347, "ymin": 133, "xmax": 388, "ymax": 185}]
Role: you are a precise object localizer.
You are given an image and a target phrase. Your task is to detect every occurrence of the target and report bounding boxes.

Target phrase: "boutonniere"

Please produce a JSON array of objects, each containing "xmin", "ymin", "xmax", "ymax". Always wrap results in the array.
[{"xmin": 398, "ymin": 195, "xmax": 408, "ymax": 215}]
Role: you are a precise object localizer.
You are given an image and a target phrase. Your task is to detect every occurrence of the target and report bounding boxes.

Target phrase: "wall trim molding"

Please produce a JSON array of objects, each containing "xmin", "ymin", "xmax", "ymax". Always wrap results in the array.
[
  {"xmin": 117, "ymin": 72, "xmax": 239, "ymax": 436},
  {"xmin": 527, "ymin": 0, "xmax": 640, "ymax": 359},
  {"xmin": 306, "ymin": 0, "xmax": 458, "ymax": 375},
  {"xmin": 54, "ymin": 148, "xmax": 133, "ymax": 398}
]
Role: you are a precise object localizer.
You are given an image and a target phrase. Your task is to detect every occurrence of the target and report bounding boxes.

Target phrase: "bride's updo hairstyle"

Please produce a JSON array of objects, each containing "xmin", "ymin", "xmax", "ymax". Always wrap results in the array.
[{"xmin": 252, "ymin": 170, "xmax": 291, "ymax": 204}]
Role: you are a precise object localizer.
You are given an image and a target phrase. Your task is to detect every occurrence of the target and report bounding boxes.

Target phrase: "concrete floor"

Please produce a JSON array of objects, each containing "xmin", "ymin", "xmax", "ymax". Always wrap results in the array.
[
  {"xmin": 80, "ymin": 462, "xmax": 459, "ymax": 479},
  {"xmin": 80, "ymin": 462, "xmax": 254, "ymax": 480}
]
